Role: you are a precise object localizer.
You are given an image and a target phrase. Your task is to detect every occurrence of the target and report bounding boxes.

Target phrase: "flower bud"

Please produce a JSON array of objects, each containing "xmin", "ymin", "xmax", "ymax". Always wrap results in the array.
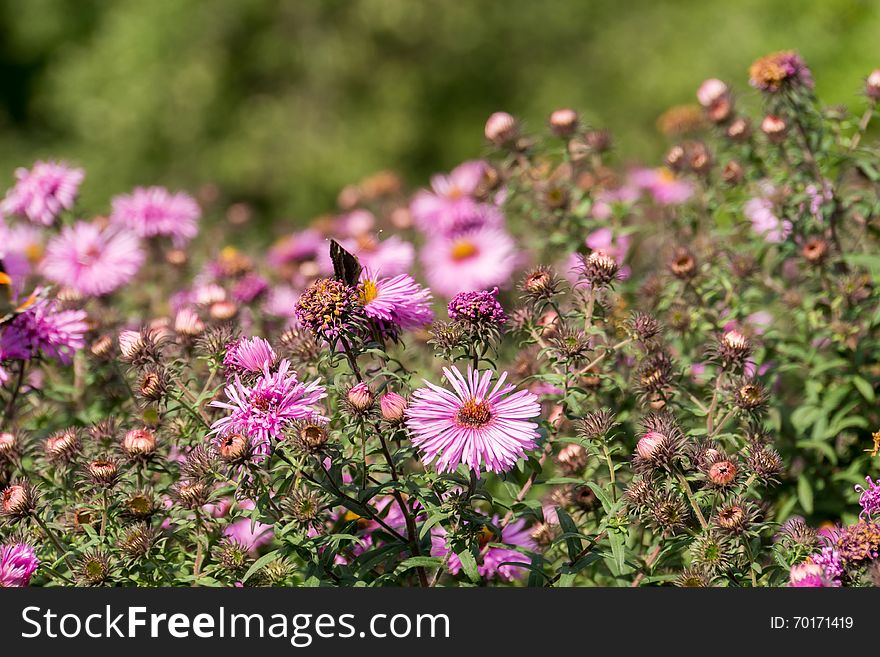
[
  {"xmin": 726, "ymin": 117, "xmax": 751, "ymax": 142},
  {"xmin": 696, "ymin": 78, "xmax": 729, "ymax": 108},
  {"xmin": 761, "ymin": 114, "xmax": 787, "ymax": 142},
  {"xmin": 89, "ymin": 334, "xmax": 115, "ymax": 360},
  {"xmin": 0, "ymin": 431, "xmax": 19, "ymax": 461},
  {"xmin": 721, "ymin": 160, "xmax": 744, "ymax": 185},
  {"xmin": 802, "ymin": 237, "xmax": 828, "ymax": 264},
  {"xmin": 636, "ymin": 431, "xmax": 666, "ymax": 460},
  {"xmin": 1, "ymin": 482, "xmax": 36, "ymax": 519},
  {"xmin": 347, "ymin": 382, "xmax": 374, "ymax": 412},
  {"xmin": 380, "ymin": 392, "xmax": 407, "ymax": 422},
  {"xmin": 217, "ymin": 432, "xmax": 251, "ymax": 464},
  {"xmin": 866, "ymin": 69, "xmax": 880, "ymax": 99},
  {"xmin": 549, "ymin": 108, "xmax": 579, "ymax": 137},
  {"xmin": 122, "ymin": 428, "xmax": 157, "ymax": 459},
  {"xmin": 580, "ymin": 250, "xmax": 619, "ymax": 287},
  {"xmin": 556, "ymin": 443, "xmax": 588, "ymax": 475},
  {"xmin": 209, "ymin": 300, "xmax": 239, "ymax": 321},
  {"xmin": 484, "ymin": 111, "xmax": 518, "ymax": 146},
  {"xmin": 670, "ymin": 247, "xmax": 697, "ymax": 279},
  {"xmin": 708, "ymin": 460, "xmax": 738, "ymax": 486},
  {"xmin": 45, "ymin": 428, "xmax": 81, "ymax": 463}
]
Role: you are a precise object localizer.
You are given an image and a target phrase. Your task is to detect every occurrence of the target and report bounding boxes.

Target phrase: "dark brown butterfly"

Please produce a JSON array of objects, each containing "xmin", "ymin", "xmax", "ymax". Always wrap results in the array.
[
  {"xmin": 0, "ymin": 259, "xmax": 48, "ymax": 326},
  {"xmin": 329, "ymin": 239, "xmax": 362, "ymax": 287}
]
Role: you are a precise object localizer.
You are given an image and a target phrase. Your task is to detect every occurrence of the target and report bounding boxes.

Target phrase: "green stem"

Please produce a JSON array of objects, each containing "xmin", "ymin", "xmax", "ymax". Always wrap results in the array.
[{"xmin": 677, "ymin": 472, "xmax": 708, "ymax": 530}]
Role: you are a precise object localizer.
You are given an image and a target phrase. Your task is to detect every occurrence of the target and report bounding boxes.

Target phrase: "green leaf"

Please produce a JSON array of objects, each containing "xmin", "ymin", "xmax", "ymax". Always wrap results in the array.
[
  {"xmin": 396, "ymin": 556, "xmax": 444, "ymax": 573},
  {"xmin": 853, "ymin": 376, "xmax": 875, "ymax": 402},
  {"xmin": 242, "ymin": 549, "xmax": 280, "ymax": 583},
  {"xmin": 457, "ymin": 549, "xmax": 479, "ymax": 583},
  {"xmin": 797, "ymin": 476, "xmax": 814, "ymax": 515}
]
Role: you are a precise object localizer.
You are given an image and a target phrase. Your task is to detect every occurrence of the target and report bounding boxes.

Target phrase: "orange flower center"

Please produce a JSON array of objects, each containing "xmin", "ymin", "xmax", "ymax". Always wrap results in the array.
[
  {"xmin": 450, "ymin": 240, "xmax": 479, "ymax": 262},
  {"xmin": 456, "ymin": 398, "xmax": 492, "ymax": 427}
]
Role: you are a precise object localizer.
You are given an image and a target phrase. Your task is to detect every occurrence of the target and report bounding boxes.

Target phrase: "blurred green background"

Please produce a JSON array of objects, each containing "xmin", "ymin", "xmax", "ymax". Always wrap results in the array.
[{"xmin": 0, "ymin": 0, "xmax": 878, "ymax": 226}]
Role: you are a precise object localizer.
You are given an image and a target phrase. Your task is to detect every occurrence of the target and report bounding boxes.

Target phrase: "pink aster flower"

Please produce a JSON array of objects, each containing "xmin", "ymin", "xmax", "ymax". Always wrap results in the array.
[
  {"xmin": 223, "ymin": 336, "xmax": 277, "ymax": 376},
  {"xmin": 745, "ymin": 196, "xmax": 791, "ymax": 243},
  {"xmin": 0, "ymin": 296, "xmax": 88, "ymax": 364},
  {"xmin": 267, "ymin": 229, "xmax": 324, "ymax": 267},
  {"xmin": 41, "ymin": 221, "xmax": 144, "ymax": 296},
  {"xmin": 630, "ymin": 167, "xmax": 694, "ymax": 205},
  {"xmin": 0, "ymin": 543, "xmax": 39, "ymax": 587},
  {"xmin": 210, "ymin": 359, "xmax": 326, "ymax": 455},
  {"xmin": 359, "ymin": 270, "xmax": 434, "ymax": 331},
  {"xmin": 262, "ymin": 285, "xmax": 299, "ymax": 319},
  {"xmin": 110, "ymin": 186, "xmax": 201, "ymax": 247},
  {"xmin": 406, "ymin": 365, "xmax": 541, "ymax": 475},
  {"xmin": 431, "ymin": 515, "xmax": 535, "ymax": 581},
  {"xmin": 421, "ymin": 226, "xmax": 520, "ymax": 297},
  {"xmin": 1, "ymin": 160, "xmax": 84, "ymax": 225},
  {"xmin": 0, "ymin": 223, "xmax": 45, "ymax": 292}
]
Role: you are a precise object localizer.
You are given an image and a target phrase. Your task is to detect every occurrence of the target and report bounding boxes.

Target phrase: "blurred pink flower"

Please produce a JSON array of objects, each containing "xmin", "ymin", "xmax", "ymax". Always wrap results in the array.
[
  {"xmin": 630, "ymin": 167, "xmax": 693, "ymax": 205},
  {"xmin": 421, "ymin": 226, "xmax": 519, "ymax": 297},
  {"xmin": 111, "ymin": 186, "xmax": 201, "ymax": 247},
  {"xmin": 1, "ymin": 160, "xmax": 84, "ymax": 225},
  {"xmin": 360, "ymin": 271, "xmax": 434, "ymax": 331},
  {"xmin": 431, "ymin": 515, "xmax": 535, "ymax": 582},
  {"xmin": 319, "ymin": 234, "xmax": 414, "ymax": 278},
  {"xmin": 41, "ymin": 221, "xmax": 144, "ymax": 296}
]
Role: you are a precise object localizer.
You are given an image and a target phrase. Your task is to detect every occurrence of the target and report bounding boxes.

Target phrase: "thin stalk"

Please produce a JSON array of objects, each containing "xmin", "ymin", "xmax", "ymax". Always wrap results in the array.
[{"xmin": 677, "ymin": 472, "xmax": 708, "ymax": 529}]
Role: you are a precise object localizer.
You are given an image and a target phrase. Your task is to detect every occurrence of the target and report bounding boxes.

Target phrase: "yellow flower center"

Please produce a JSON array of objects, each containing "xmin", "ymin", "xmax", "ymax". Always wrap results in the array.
[
  {"xmin": 360, "ymin": 279, "xmax": 379, "ymax": 304},
  {"xmin": 450, "ymin": 240, "xmax": 479, "ymax": 262}
]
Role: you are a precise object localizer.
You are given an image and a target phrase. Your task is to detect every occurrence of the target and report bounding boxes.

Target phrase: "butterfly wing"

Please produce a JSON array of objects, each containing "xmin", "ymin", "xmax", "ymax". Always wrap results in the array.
[{"xmin": 329, "ymin": 239, "xmax": 362, "ymax": 287}]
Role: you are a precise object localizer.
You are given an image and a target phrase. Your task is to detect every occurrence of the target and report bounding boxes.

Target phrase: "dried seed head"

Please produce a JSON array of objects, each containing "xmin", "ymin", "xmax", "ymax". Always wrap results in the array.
[
  {"xmin": 801, "ymin": 237, "xmax": 828, "ymax": 265},
  {"xmin": 86, "ymin": 458, "xmax": 120, "ymax": 488},
  {"xmin": 690, "ymin": 531, "xmax": 734, "ymax": 573},
  {"xmin": 675, "ymin": 567, "xmax": 712, "ymax": 587},
  {"xmin": 669, "ymin": 247, "xmax": 697, "ymax": 279},
  {"xmin": 181, "ymin": 444, "xmax": 216, "ymax": 482},
  {"xmin": 734, "ymin": 380, "xmax": 768, "ymax": 412},
  {"xmin": 746, "ymin": 441, "xmax": 784, "ymax": 483},
  {"xmin": 715, "ymin": 329, "xmax": 752, "ymax": 367},
  {"xmin": 579, "ymin": 250, "xmax": 620, "ymax": 287},
  {"xmin": 584, "ymin": 129, "xmax": 612, "ymax": 152},
  {"xmin": 628, "ymin": 311, "xmax": 662, "ymax": 345},
  {"xmin": 648, "ymin": 491, "xmax": 690, "ymax": 535},
  {"xmin": 88, "ymin": 418, "xmax": 120, "ymax": 444},
  {"xmin": 215, "ymin": 538, "xmax": 250, "ymax": 574},
  {"xmin": 118, "ymin": 523, "xmax": 157, "ymax": 559},
  {"xmin": 76, "ymin": 548, "xmax": 112, "ymax": 586},
  {"xmin": 579, "ymin": 408, "xmax": 617, "ymax": 441},
  {"xmin": 291, "ymin": 416, "xmax": 331, "ymax": 454},
  {"xmin": 624, "ymin": 477, "xmax": 656, "ymax": 512},
  {"xmin": 707, "ymin": 459, "xmax": 738, "ymax": 487},
  {"xmin": 721, "ymin": 160, "xmax": 744, "ymax": 185},
  {"xmin": 549, "ymin": 327, "xmax": 592, "ymax": 363},
  {"xmin": 171, "ymin": 479, "xmax": 210, "ymax": 509},
  {"xmin": 715, "ymin": 498, "xmax": 758, "ymax": 536},
  {"xmin": 118, "ymin": 328, "xmax": 167, "ymax": 367},
  {"xmin": 520, "ymin": 266, "xmax": 559, "ymax": 300}
]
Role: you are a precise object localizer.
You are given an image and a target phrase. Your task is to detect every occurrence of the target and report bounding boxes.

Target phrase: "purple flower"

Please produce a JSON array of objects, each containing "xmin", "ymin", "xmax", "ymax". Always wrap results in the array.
[
  {"xmin": 447, "ymin": 287, "xmax": 507, "ymax": 325},
  {"xmin": 0, "ymin": 296, "xmax": 88, "ymax": 364},
  {"xmin": 224, "ymin": 336, "xmax": 277, "ymax": 376},
  {"xmin": 788, "ymin": 561, "xmax": 832, "ymax": 587},
  {"xmin": 359, "ymin": 271, "xmax": 434, "ymax": 331},
  {"xmin": 1, "ymin": 161, "xmax": 84, "ymax": 225},
  {"xmin": 810, "ymin": 546, "xmax": 843, "ymax": 586},
  {"xmin": 855, "ymin": 476, "xmax": 880, "ymax": 519},
  {"xmin": 232, "ymin": 273, "xmax": 269, "ymax": 304},
  {"xmin": 0, "ymin": 543, "xmax": 39, "ymax": 587},
  {"xmin": 41, "ymin": 221, "xmax": 144, "ymax": 296},
  {"xmin": 630, "ymin": 167, "xmax": 693, "ymax": 205},
  {"xmin": 406, "ymin": 365, "xmax": 541, "ymax": 475},
  {"xmin": 110, "ymin": 186, "xmax": 201, "ymax": 247},
  {"xmin": 210, "ymin": 359, "xmax": 326, "ymax": 455}
]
